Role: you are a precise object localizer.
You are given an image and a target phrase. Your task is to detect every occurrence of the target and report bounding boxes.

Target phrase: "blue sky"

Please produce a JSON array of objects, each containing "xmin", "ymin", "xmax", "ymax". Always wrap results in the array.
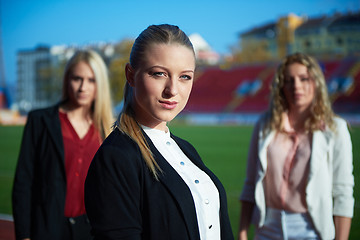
[{"xmin": 2, "ymin": 0, "xmax": 359, "ymax": 87}]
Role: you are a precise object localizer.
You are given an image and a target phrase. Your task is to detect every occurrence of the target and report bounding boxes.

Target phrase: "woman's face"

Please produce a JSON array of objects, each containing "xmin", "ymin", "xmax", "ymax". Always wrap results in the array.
[
  {"xmin": 68, "ymin": 61, "xmax": 97, "ymax": 109},
  {"xmin": 129, "ymin": 43, "xmax": 195, "ymax": 131},
  {"xmin": 282, "ymin": 62, "xmax": 315, "ymax": 113}
]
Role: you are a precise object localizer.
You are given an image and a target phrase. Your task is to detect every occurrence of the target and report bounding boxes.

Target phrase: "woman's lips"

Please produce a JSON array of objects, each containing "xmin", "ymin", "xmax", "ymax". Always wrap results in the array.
[
  {"xmin": 159, "ymin": 100, "xmax": 177, "ymax": 110},
  {"xmin": 294, "ymin": 93, "xmax": 303, "ymax": 99}
]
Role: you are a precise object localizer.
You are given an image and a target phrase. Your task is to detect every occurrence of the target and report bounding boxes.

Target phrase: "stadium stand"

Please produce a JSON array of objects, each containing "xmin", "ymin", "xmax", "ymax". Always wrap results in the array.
[
  {"xmin": 185, "ymin": 57, "xmax": 360, "ymax": 114},
  {"xmin": 332, "ymin": 60, "xmax": 360, "ymax": 113},
  {"xmin": 233, "ymin": 65, "xmax": 275, "ymax": 112},
  {"xmin": 185, "ymin": 64, "xmax": 268, "ymax": 113}
]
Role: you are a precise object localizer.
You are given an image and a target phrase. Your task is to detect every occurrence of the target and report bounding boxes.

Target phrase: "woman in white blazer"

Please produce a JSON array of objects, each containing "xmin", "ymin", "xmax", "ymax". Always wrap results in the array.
[{"xmin": 238, "ymin": 53, "xmax": 354, "ymax": 240}]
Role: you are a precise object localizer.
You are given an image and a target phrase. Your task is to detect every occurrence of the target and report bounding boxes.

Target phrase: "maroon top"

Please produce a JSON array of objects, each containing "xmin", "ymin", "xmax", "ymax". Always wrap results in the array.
[{"xmin": 59, "ymin": 111, "xmax": 101, "ymax": 217}]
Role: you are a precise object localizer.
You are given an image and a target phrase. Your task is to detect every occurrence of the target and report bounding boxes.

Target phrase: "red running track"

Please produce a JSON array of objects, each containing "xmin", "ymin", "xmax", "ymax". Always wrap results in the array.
[{"xmin": 0, "ymin": 219, "xmax": 14, "ymax": 240}]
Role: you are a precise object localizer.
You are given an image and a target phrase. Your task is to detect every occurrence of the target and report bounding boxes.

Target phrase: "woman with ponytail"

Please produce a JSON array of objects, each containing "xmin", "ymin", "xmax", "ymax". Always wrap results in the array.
[{"xmin": 84, "ymin": 24, "xmax": 234, "ymax": 240}]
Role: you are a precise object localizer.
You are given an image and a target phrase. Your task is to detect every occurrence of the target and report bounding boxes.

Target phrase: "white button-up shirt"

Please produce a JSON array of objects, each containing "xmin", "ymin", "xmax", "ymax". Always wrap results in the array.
[{"xmin": 142, "ymin": 126, "xmax": 221, "ymax": 240}]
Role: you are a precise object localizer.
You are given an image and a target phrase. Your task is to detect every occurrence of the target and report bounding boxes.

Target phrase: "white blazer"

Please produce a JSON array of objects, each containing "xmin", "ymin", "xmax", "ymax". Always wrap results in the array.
[{"xmin": 240, "ymin": 116, "xmax": 354, "ymax": 240}]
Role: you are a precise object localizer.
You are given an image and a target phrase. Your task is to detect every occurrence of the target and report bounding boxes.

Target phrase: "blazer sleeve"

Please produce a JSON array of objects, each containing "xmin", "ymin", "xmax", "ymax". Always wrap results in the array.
[
  {"xmin": 240, "ymin": 119, "xmax": 261, "ymax": 203},
  {"xmin": 12, "ymin": 111, "xmax": 39, "ymax": 239},
  {"xmin": 332, "ymin": 118, "xmax": 354, "ymax": 218},
  {"xmin": 85, "ymin": 138, "xmax": 144, "ymax": 240}
]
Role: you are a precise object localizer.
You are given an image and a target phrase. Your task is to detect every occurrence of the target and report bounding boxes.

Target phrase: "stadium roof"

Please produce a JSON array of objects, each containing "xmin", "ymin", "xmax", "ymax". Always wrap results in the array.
[{"xmin": 240, "ymin": 22, "xmax": 277, "ymax": 38}]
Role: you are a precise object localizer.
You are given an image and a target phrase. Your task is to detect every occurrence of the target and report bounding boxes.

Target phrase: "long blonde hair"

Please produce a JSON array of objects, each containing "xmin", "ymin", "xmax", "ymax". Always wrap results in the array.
[
  {"xmin": 62, "ymin": 49, "xmax": 114, "ymax": 139},
  {"xmin": 267, "ymin": 52, "xmax": 335, "ymax": 133},
  {"xmin": 115, "ymin": 24, "xmax": 195, "ymax": 179}
]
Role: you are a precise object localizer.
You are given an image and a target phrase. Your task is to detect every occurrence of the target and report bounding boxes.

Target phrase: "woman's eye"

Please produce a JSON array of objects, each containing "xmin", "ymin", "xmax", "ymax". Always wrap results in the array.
[
  {"xmin": 180, "ymin": 75, "xmax": 192, "ymax": 80},
  {"xmin": 301, "ymin": 77, "xmax": 310, "ymax": 81},
  {"xmin": 89, "ymin": 78, "xmax": 96, "ymax": 83},
  {"xmin": 152, "ymin": 72, "xmax": 166, "ymax": 77},
  {"xmin": 71, "ymin": 76, "xmax": 82, "ymax": 81}
]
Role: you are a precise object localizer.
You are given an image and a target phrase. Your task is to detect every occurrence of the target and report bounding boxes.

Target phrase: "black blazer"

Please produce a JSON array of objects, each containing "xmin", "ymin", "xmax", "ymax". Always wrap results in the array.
[
  {"xmin": 12, "ymin": 105, "xmax": 66, "ymax": 240},
  {"xmin": 85, "ymin": 128, "xmax": 234, "ymax": 240}
]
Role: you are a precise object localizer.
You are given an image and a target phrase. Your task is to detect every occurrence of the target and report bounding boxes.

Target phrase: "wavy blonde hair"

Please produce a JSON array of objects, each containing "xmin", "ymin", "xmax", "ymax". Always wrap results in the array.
[
  {"xmin": 115, "ymin": 24, "xmax": 195, "ymax": 179},
  {"xmin": 266, "ymin": 52, "xmax": 335, "ymax": 133},
  {"xmin": 62, "ymin": 49, "xmax": 114, "ymax": 139}
]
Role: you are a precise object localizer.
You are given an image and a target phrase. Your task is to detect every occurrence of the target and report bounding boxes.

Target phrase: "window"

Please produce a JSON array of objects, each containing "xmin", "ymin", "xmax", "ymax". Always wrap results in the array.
[
  {"xmin": 336, "ymin": 37, "xmax": 343, "ymax": 46},
  {"xmin": 304, "ymin": 40, "xmax": 311, "ymax": 48}
]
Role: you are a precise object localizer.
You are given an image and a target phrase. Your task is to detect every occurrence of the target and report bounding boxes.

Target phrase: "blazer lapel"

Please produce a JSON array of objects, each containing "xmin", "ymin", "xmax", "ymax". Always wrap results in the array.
[
  {"xmin": 43, "ymin": 106, "xmax": 65, "ymax": 167},
  {"xmin": 308, "ymin": 130, "xmax": 330, "ymax": 181},
  {"xmin": 170, "ymin": 135, "xmax": 223, "ymax": 196},
  {"xmin": 258, "ymin": 130, "xmax": 275, "ymax": 174},
  {"xmin": 170, "ymin": 135, "xmax": 232, "ymax": 239},
  {"xmin": 143, "ymin": 133, "xmax": 201, "ymax": 240}
]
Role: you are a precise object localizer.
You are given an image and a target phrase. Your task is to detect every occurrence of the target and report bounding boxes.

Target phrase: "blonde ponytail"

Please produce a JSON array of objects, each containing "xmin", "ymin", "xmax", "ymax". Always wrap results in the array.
[{"xmin": 115, "ymin": 83, "xmax": 161, "ymax": 179}]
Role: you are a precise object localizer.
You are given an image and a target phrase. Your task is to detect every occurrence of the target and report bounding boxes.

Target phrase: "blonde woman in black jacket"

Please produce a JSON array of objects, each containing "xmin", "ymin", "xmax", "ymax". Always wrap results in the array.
[
  {"xmin": 85, "ymin": 24, "xmax": 234, "ymax": 240},
  {"xmin": 12, "ymin": 50, "xmax": 113, "ymax": 240}
]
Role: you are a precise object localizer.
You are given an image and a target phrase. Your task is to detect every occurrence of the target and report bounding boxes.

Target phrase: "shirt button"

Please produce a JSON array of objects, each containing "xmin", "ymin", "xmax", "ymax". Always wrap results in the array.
[
  {"xmin": 78, "ymin": 158, "xmax": 83, "ymax": 163},
  {"xmin": 204, "ymin": 199, "xmax": 209, "ymax": 204},
  {"xmin": 180, "ymin": 161, "xmax": 185, "ymax": 166},
  {"xmin": 209, "ymin": 225, "xmax": 212, "ymax": 229},
  {"xmin": 166, "ymin": 141, "xmax": 171, "ymax": 146},
  {"xmin": 195, "ymin": 180, "xmax": 199, "ymax": 184},
  {"xmin": 69, "ymin": 218, "xmax": 76, "ymax": 224}
]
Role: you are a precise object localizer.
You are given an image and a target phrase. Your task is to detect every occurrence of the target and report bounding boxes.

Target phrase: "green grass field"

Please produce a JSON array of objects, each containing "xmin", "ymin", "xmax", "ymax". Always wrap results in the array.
[{"xmin": 1, "ymin": 124, "xmax": 359, "ymax": 238}]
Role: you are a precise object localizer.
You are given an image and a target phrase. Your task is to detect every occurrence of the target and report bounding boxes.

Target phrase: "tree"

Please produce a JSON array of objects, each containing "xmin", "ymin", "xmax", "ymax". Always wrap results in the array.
[{"xmin": 108, "ymin": 38, "xmax": 134, "ymax": 104}]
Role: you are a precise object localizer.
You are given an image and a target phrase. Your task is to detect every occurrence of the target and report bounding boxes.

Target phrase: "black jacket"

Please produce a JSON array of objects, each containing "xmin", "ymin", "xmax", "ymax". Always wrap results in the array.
[
  {"xmin": 12, "ymin": 105, "xmax": 66, "ymax": 240},
  {"xmin": 85, "ymin": 127, "xmax": 234, "ymax": 240}
]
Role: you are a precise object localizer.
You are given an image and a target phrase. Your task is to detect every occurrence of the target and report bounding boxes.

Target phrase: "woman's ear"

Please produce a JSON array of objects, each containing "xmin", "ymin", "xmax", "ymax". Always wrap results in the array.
[{"xmin": 125, "ymin": 63, "xmax": 135, "ymax": 87}]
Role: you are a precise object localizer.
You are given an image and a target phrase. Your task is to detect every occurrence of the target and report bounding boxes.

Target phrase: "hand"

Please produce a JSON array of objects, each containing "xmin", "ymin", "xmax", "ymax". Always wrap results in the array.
[
  {"xmin": 238, "ymin": 230, "xmax": 248, "ymax": 240},
  {"xmin": 334, "ymin": 216, "xmax": 352, "ymax": 240},
  {"xmin": 238, "ymin": 201, "xmax": 254, "ymax": 240}
]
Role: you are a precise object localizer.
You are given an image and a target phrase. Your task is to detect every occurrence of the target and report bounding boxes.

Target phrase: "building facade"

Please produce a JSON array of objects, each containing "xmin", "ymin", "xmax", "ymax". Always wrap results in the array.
[
  {"xmin": 16, "ymin": 33, "xmax": 218, "ymax": 113},
  {"xmin": 17, "ymin": 46, "xmax": 55, "ymax": 112},
  {"xmin": 238, "ymin": 11, "xmax": 360, "ymax": 63},
  {"xmin": 239, "ymin": 14, "xmax": 303, "ymax": 63},
  {"xmin": 294, "ymin": 12, "xmax": 360, "ymax": 59},
  {"xmin": 16, "ymin": 43, "xmax": 116, "ymax": 113}
]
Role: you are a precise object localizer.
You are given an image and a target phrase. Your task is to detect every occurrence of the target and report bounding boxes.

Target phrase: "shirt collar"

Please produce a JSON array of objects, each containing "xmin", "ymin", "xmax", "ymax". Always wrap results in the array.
[
  {"xmin": 141, "ymin": 125, "xmax": 171, "ymax": 140},
  {"xmin": 282, "ymin": 112, "xmax": 295, "ymax": 133}
]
